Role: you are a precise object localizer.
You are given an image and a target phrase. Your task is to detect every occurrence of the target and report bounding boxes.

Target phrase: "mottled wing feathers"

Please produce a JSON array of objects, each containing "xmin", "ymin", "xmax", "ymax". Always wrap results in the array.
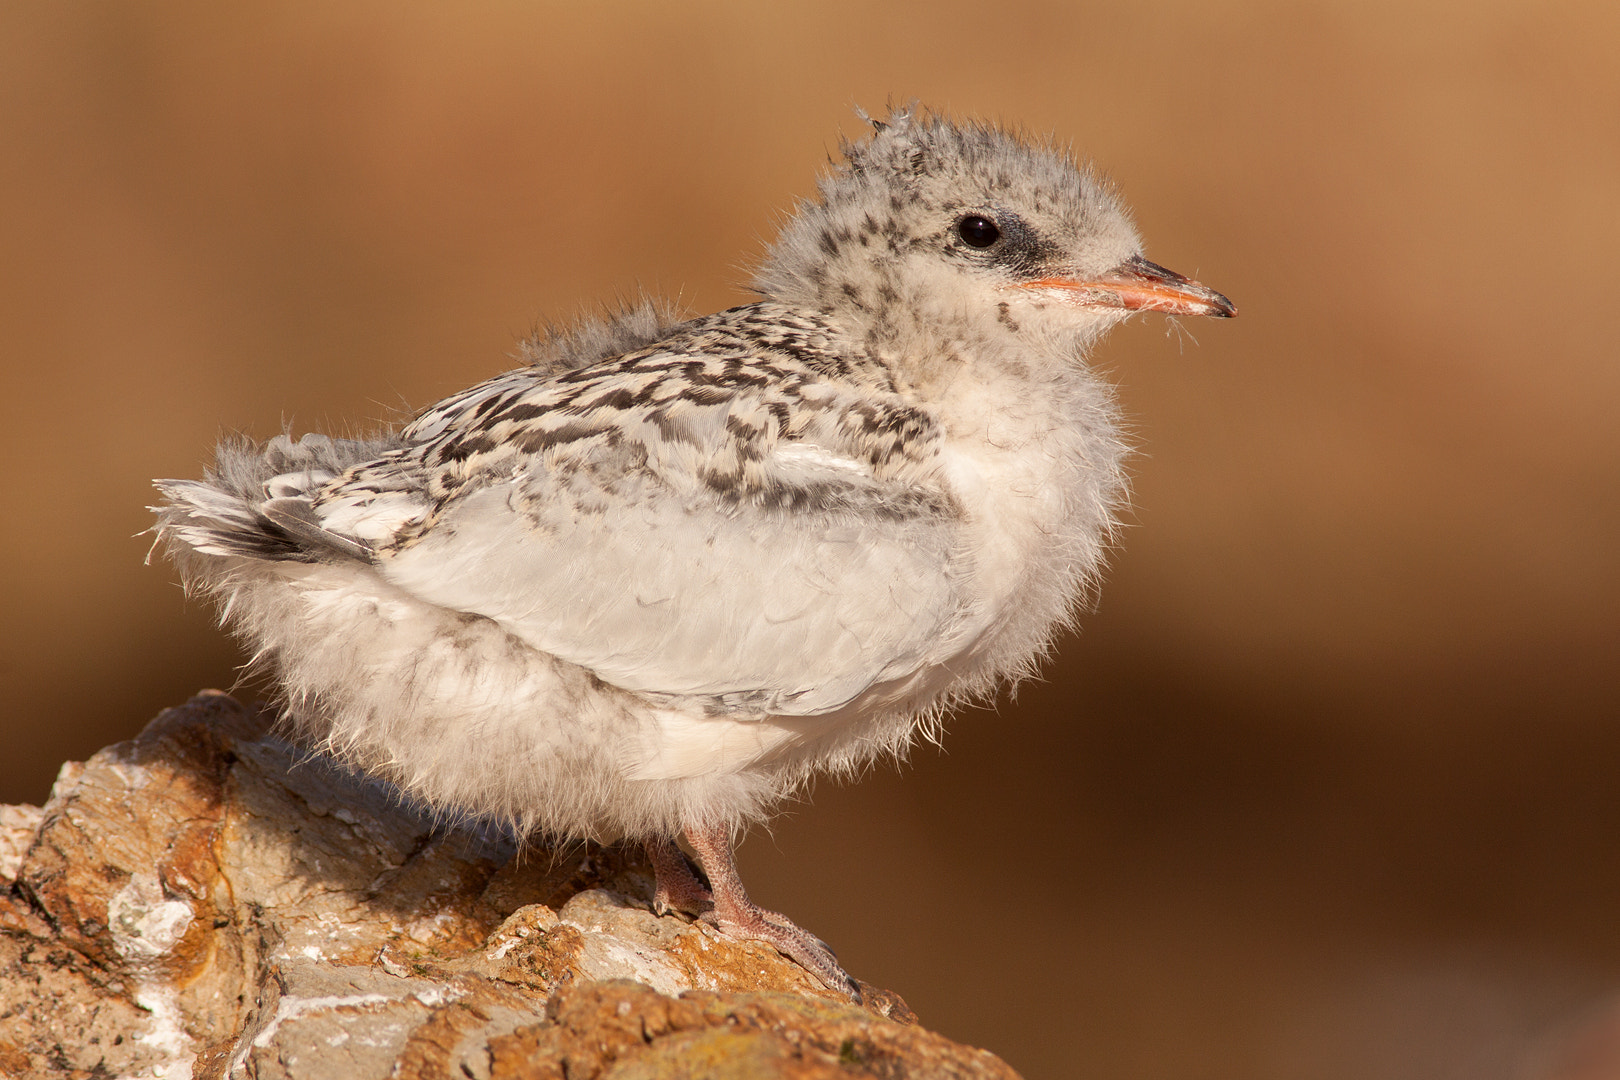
[{"xmin": 285, "ymin": 302, "xmax": 971, "ymax": 715}]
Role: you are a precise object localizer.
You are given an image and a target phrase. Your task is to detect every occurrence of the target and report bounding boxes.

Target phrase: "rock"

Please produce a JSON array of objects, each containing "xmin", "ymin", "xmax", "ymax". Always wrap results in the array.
[{"xmin": 0, "ymin": 694, "xmax": 1019, "ymax": 1079}]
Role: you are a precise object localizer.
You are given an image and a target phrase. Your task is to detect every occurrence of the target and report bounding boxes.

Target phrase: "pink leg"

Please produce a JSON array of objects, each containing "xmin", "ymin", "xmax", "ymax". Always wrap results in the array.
[
  {"xmin": 644, "ymin": 836, "xmax": 711, "ymax": 917},
  {"xmin": 682, "ymin": 820, "xmax": 861, "ymax": 1002}
]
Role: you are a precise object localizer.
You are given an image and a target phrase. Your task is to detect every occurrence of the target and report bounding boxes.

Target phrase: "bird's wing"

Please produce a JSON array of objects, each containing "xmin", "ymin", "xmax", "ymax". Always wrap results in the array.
[{"xmin": 308, "ymin": 348, "xmax": 971, "ymax": 716}]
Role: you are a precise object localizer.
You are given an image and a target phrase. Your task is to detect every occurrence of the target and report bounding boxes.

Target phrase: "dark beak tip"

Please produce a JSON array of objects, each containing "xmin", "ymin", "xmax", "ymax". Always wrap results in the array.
[{"xmin": 1118, "ymin": 254, "xmax": 1236, "ymax": 319}]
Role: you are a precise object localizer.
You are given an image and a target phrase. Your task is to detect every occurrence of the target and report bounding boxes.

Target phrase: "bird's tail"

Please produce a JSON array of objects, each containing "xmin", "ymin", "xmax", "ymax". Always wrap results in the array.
[{"xmin": 152, "ymin": 432, "xmax": 397, "ymax": 566}]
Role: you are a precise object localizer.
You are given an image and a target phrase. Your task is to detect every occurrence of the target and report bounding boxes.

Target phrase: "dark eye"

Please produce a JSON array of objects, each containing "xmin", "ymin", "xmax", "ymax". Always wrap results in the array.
[{"xmin": 957, "ymin": 215, "xmax": 1001, "ymax": 248}]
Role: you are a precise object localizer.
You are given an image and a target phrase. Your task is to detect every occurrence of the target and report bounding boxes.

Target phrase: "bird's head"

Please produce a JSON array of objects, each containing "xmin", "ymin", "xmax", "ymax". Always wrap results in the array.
[{"xmin": 755, "ymin": 105, "xmax": 1234, "ymax": 363}]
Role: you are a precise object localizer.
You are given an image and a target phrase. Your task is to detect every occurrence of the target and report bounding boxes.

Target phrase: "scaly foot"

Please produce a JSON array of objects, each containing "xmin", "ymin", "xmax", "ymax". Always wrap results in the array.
[
  {"xmin": 645, "ymin": 836, "xmax": 711, "ymax": 918},
  {"xmin": 682, "ymin": 820, "xmax": 861, "ymax": 1002}
]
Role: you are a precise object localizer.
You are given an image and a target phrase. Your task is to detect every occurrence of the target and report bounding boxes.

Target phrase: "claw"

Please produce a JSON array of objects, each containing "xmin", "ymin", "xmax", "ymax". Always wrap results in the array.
[{"xmin": 737, "ymin": 904, "xmax": 862, "ymax": 1002}]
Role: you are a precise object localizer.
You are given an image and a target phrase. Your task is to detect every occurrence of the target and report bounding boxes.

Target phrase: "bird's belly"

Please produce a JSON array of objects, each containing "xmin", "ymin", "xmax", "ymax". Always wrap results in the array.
[{"xmin": 622, "ymin": 711, "xmax": 834, "ymax": 781}]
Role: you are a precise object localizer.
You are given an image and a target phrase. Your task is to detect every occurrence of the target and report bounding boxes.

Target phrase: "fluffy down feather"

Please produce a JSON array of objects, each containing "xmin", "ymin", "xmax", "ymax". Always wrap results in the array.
[{"xmin": 152, "ymin": 106, "xmax": 1230, "ymax": 861}]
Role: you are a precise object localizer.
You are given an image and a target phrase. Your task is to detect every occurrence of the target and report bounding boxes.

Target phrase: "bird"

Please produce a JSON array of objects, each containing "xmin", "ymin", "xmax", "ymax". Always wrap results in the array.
[{"xmin": 152, "ymin": 104, "xmax": 1235, "ymax": 1000}]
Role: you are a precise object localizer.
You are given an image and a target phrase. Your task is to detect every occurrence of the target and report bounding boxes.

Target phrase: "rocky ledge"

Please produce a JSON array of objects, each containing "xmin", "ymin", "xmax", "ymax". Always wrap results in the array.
[{"xmin": 0, "ymin": 693, "xmax": 1019, "ymax": 1079}]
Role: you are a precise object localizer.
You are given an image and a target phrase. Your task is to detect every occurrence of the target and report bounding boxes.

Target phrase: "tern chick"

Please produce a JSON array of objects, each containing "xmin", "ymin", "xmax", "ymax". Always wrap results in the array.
[{"xmin": 153, "ymin": 105, "xmax": 1235, "ymax": 999}]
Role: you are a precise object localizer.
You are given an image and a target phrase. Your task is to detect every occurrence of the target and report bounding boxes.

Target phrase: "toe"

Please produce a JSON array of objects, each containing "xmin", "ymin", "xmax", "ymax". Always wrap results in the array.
[{"xmin": 716, "ymin": 907, "xmax": 861, "ymax": 1002}]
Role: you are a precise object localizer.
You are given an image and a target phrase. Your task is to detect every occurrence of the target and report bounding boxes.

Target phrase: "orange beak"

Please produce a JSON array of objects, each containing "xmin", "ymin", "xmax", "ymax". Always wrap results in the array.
[{"xmin": 1015, "ymin": 254, "xmax": 1236, "ymax": 318}]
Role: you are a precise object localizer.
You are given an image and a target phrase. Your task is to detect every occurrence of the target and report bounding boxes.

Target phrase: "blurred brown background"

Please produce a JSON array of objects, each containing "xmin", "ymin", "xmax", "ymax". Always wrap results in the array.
[{"xmin": 3, "ymin": 2, "xmax": 1618, "ymax": 1077}]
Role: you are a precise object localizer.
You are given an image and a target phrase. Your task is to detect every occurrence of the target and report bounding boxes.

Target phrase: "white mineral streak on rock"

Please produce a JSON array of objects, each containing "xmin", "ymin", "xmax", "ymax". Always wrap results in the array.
[
  {"xmin": 109, "ymin": 871, "xmax": 195, "ymax": 960},
  {"xmin": 271, "ymin": 991, "xmax": 392, "ymax": 1034},
  {"xmin": 121, "ymin": 984, "xmax": 195, "ymax": 1080},
  {"xmin": 108, "ymin": 873, "xmax": 199, "ymax": 1080}
]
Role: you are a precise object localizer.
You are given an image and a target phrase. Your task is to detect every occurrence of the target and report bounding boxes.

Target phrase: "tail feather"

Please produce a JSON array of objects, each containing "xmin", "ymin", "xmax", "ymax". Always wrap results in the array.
[
  {"xmin": 153, "ymin": 431, "xmax": 402, "ymax": 566},
  {"xmin": 153, "ymin": 478, "xmax": 312, "ymax": 561}
]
